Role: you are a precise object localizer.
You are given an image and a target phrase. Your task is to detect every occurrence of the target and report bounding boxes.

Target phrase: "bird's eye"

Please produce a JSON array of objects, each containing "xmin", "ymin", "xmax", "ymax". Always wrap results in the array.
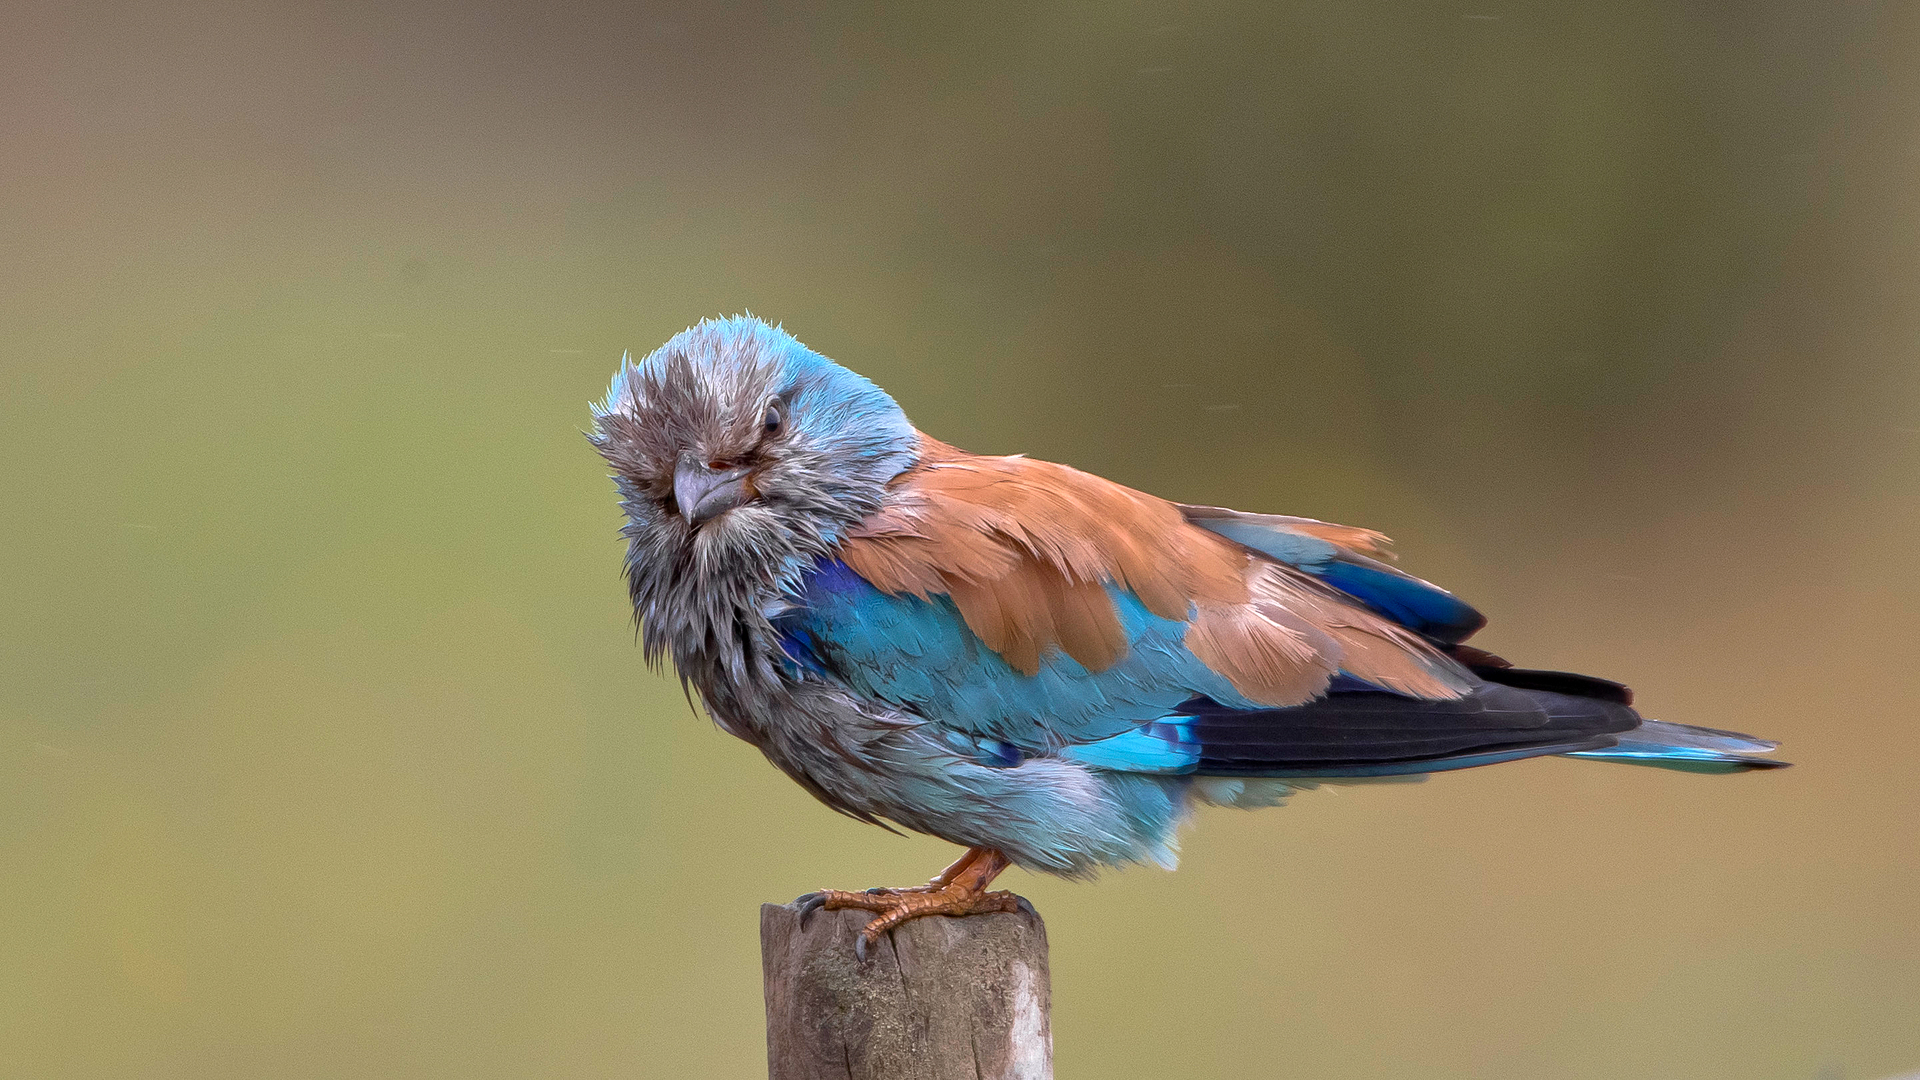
[{"xmin": 763, "ymin": 400, "xmax": 784, "ymax": 433}]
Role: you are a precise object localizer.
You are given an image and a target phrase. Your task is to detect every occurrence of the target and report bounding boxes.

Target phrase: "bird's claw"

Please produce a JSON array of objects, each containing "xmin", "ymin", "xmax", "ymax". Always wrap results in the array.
[
  {"xmin": 796, "ymin": 848, "xmax": 1019, "ymax": 960},
  {"xmin": 802, "ymin": 886, "xmax": 1023, "ymax": 959},
  {"xmin": 794, "ymin": 891, "xmax": 828, "ymax": 928}
]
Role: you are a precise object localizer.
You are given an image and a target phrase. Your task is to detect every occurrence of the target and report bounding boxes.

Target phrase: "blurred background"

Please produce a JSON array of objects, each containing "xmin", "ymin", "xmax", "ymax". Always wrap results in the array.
[{"xmin": 4, "ymin": 1, "xmax": 1917, "ymax": 1077}]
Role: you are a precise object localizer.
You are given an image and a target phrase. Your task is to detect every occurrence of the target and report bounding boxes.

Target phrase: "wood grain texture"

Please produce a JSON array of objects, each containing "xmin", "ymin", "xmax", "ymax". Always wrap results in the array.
[{"xmin": 761, "ymin": 900, "xmax": 1051, "ymax": 1080}]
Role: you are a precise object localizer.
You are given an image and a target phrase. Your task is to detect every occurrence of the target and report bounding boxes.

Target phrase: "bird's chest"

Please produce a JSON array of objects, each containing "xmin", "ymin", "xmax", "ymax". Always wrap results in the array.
[
  {"xmin": 690, "ymin": 657, "xmax": 912, "ymax": 804},
  {"xmin": 687, "ymin": 666, "xmax": 775, "ymax": 744}
]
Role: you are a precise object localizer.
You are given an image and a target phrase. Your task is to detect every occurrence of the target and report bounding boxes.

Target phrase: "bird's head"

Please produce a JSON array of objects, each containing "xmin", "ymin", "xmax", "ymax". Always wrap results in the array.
[{"xmin": 590, "ymin": 317, "xmax": 918, "ymax": 654}]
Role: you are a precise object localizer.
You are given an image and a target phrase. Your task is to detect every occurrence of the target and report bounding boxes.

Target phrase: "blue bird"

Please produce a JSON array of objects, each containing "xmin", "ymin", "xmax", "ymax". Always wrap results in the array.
[{"xmin": 590, "ymin": 315, "xmax": 1786, "ymax": 952}]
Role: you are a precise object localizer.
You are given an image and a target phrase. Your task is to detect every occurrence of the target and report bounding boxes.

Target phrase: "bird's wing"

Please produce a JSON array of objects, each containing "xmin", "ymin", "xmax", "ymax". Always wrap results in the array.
[
  {"xmin": 775, "ymin": 435, "xmax": 1477, "ymax": 752},
  {"xmin": 1174, "ymin": 504, "xmax": 1487, "ymax": 644}
]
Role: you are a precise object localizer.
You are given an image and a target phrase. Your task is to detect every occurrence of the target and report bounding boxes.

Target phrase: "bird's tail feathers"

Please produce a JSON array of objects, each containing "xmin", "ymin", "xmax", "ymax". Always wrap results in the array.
[{"xmin": 1562, "ymin": 719, "xmax": 1789, "ymax": 773}]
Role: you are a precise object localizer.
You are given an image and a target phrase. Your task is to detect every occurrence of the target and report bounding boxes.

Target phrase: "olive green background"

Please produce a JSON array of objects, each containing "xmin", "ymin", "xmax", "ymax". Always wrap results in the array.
[{"xmin": 5, "ymin": 2, "xmax": 1918, "ymax": 1077}]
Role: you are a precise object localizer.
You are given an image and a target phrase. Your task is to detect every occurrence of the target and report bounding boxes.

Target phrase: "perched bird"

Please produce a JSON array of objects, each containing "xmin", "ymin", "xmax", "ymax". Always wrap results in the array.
[{"xmin": 591, "ymin": 315, "xmax": 1786, "ymax": 955}]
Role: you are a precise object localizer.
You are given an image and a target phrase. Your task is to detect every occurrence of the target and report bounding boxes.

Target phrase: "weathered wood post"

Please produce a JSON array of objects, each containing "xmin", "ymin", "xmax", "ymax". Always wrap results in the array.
[{"xmin": 761, "ymin": 899, "xmax": 1052, "ymax": 1080}]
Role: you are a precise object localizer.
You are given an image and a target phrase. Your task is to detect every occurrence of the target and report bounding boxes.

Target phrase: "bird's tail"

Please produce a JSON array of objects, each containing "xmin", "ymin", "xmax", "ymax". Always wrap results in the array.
[{"xmin": 1562, "ymin": 719, "xmax": 1789, "ymax": 773}]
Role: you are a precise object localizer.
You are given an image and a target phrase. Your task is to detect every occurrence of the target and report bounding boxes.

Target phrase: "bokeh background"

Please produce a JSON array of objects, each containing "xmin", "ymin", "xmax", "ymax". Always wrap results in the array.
[{"xmin": 5, "ymin": 1, "xmax": 1918, "ymax": 1077}]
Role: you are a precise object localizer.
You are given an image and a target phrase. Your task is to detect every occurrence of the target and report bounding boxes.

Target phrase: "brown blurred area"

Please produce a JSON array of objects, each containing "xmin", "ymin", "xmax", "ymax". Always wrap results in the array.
[{"xmin": 3, "ymin": 1, "xmax": 1917, "ymax": 1077}]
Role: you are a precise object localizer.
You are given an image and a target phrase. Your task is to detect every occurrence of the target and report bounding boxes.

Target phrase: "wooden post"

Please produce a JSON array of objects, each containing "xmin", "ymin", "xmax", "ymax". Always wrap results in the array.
[{"xmin": 761, "ymin": 899, "xmax": 1052, "ymax": 1080}]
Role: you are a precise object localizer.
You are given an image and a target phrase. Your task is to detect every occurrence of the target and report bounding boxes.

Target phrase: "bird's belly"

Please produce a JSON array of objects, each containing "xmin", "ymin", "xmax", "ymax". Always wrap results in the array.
[{"xmin": 742, "ymin": 683, "xmax": 1189, "ymax": 877}]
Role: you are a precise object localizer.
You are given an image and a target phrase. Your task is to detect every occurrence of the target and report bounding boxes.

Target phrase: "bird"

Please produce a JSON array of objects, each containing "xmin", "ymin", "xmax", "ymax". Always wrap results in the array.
[{"xmin": 590, "ymin": 315, "xmax": 1786, "ymax": 956}]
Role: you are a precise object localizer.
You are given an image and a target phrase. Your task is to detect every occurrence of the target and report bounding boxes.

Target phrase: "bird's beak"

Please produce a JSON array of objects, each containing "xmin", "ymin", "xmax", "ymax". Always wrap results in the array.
[{"xmin": 674, "ymin": 457, "xmax": 752, "ymax": 526}]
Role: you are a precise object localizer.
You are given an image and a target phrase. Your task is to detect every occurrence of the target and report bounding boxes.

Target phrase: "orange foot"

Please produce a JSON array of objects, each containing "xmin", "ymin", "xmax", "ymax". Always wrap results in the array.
[{"xmin": 797, "ymin": 847, "xmax": 1028, "ymax": 960}]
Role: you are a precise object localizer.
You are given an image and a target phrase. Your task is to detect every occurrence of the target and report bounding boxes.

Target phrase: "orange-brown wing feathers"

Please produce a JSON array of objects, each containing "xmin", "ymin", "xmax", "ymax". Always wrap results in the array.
[
  {"xmin": 863, "ymin": 438, "xmax": 1239, "ymax": 615},
  {"xmin": 840, "ymin": 434, "xmax": 1470, "ymax": 702},
  {"xmin": 1270, "ymin": 520, "xmax": 1393, "ymax": 559},
  {"xmin": 1189, "ymin": 565, "xmax": 1474, "ymax": 701},
  {"xmin": 1177, "ymin": 502, "xmax": 1396, "ymax": 561},
  {"xmin": 843, "ymin": 436, "xmax": 1244, "ymax": 672}
]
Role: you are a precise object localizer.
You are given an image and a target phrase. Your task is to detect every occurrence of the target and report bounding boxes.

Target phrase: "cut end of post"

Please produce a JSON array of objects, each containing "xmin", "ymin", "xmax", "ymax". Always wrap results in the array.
[{"xmin": 761, "ymin": 898, "xmax": 1052, "ymax": 1080}]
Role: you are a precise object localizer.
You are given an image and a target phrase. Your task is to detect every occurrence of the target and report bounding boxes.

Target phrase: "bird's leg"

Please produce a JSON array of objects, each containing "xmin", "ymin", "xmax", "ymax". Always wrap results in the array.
[
  {"xmin": 860, "ymin": 846, "xmax": 989, "ymax": 896},
  {"xmin": 800, "ymin": 847, "xmax": 1023, "ymax": 957}
]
